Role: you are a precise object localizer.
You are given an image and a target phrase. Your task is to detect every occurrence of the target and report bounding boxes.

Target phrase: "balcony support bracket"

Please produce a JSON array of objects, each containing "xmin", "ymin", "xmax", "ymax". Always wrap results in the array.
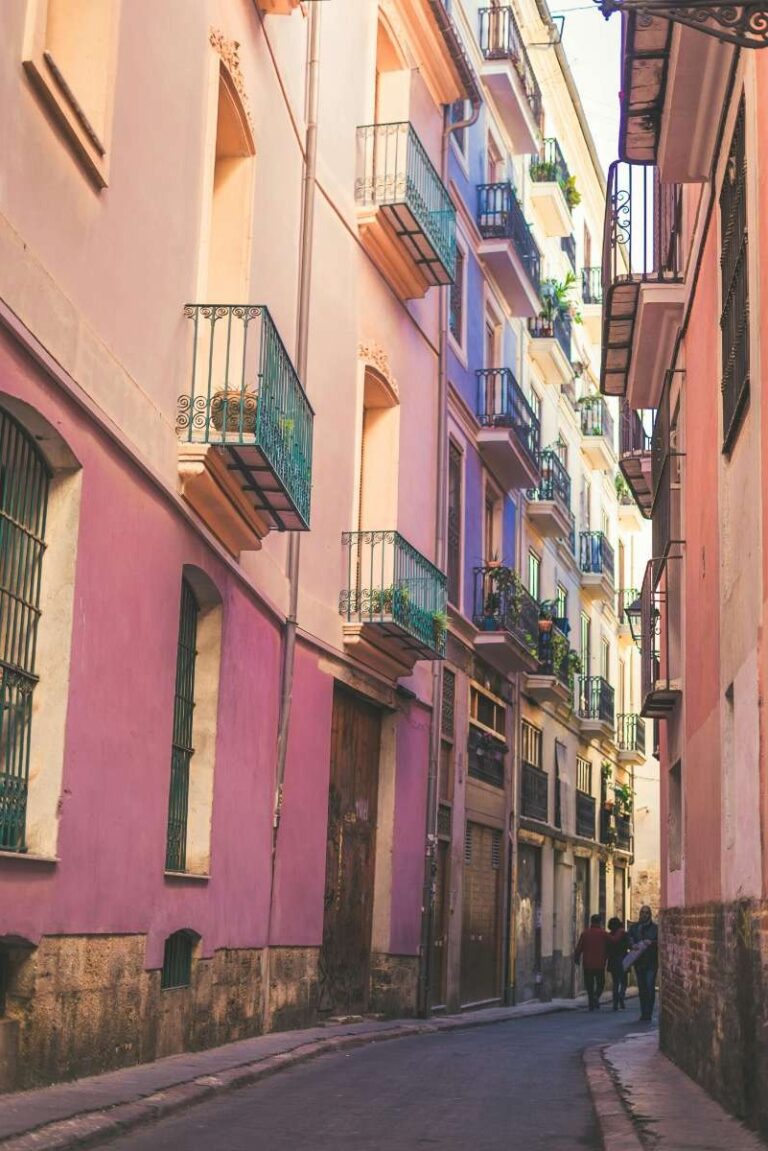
[{"xmin": 596, "ymin": 0, "xmax": 768, "ymax": 47}]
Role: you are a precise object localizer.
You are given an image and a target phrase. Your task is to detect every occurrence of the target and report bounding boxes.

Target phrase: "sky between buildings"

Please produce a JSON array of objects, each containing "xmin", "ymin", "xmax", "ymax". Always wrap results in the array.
[{"xmin": 547, "ymin": 0, "xmax": 622, "ymax": 176}]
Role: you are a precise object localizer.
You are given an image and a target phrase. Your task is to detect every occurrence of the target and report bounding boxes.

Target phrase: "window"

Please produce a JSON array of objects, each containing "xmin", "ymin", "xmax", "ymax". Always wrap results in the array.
[
  {"xmin": 577, "ymin": 756, "xmax": 592, "ymax": 795},
  {"xmin": 529, "ymin": 389, "xmax": 542, "ymax": 425},
  {"xmin": 584, "ymin": 224, "xmax": 592, "ymax": 269},
  {"xmin": 0, "ymin": 408, "xmax": 50, "ymax": 852},
  {"xmin": 521, "ymin": 720, "xmax": 542, "ymax": 769},
  {"xmin": 669, "ymin": 760, "xmax": 682, "ymax": 871},
  {"xmin": 487, "ymin": 134, "xmax": 504, "ymax": 184},
  {"xmin": 449, "ymin": 246, "xmax": 465, "ymax": 347},
  {"xmin": 580, "ymin": 611, "xmax": 591, "ymax": 671},
  {"xmin": 601, "ymin": 637, "xmax": 610, "ymax": 682},
  {"xmin": 556, "ymin": 583, "xmax": 567, "ymax": 622},
  {"xmin": 449, "ymin": 100, "xmax": 467, "ymax": 155},
  {"xmin": 720, "ymin": 97, "xmax": 749, "ymax": 453},
  {"xmin": 23, "ymin": 0, "xmax": 120, "ymax": 186},
  {"xmin": 447, "ymin": 442, "xmax": 462, "ymax": 607},
  {"xmin": 485, "ymin": 488, "xmax": 501, "ymax": 564},
  {"xmin": 207, "ymin": 63, "xmax": 256, "ymax": 300},
  {"xmin": 528, "ymin": 550, "xmax": 540, "ymax": 600},
  {"xmin": 468, "ymin": 682, "xmax": 507, "ymax": 788},
  {"xmin": 553, "ymin": 437, "xmax": 568, "ymax": 469},
  {"xmin": 161, "ymin": 931, "xmax": 196, "ymax": 991},
  {"xmin": 166, "ymin": 580, "xmax": 199, "ymax": 873},
  {"xmin": 485, "ymin": 316, "xmax": 500, "ymax": 369}
]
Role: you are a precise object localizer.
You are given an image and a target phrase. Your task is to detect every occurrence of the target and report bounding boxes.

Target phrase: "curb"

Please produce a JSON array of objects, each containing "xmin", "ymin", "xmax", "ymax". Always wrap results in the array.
[
  {"xmin": 584, "ymin": 1045, "xmax": 644, "ymax": 1151},
  {"xmin": 0, "ymin": 1005, "xmax": 577, "ymax": 1151}
]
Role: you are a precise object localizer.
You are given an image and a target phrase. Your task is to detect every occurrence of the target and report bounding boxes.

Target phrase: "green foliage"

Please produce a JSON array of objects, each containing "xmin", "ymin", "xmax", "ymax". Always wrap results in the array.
[
  {"xmin": 540, "ymin": 273, "xmax": 582, "ymax": 325},
  {"xmin": 563, "ymin": 174, "xmax": 581, "ymax": 209}
]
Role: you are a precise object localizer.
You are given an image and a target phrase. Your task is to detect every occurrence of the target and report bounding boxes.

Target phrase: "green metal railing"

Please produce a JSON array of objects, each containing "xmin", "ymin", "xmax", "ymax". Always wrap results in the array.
[
  {"xmin": 178, "ymin": 305, "xmax": 313, "ymax": 530},
  {"xmin": 165, "ymin": 579, "xmax": 198, "ymax": 873},
  {"xmin": 0, "ymin": 407, "xmax": 50, "ymax": 853},
  {"xmin": 617, "ymin": 713, "xmax": 646, "ymax": 755},
  {"xmin": 340, "ymin": 530, "xmax": 448, "ymax": 658},
  {"xmin": 356, "ymin": 122, "xmax": 456, "ymax": 284}
]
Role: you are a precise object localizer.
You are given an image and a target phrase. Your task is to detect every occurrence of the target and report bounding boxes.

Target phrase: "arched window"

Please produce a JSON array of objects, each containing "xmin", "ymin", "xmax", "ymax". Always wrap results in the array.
[
  {"xmin": 0, "ymin": 408, "xmax": 51, "ymax": 852},
  {"xmin": 160, "ymin": 930, "xmax": 198, "ymax": 991}
]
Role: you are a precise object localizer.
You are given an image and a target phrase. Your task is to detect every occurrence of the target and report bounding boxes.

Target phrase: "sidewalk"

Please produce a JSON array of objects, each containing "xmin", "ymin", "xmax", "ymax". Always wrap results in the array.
[
  {"xmin": 587, "ymin": 1030, "xmax": 768, "ymax": 1151},
  {"xmin": 0, "ymin": 995, "xmax": 592, "ymax": 1151}
]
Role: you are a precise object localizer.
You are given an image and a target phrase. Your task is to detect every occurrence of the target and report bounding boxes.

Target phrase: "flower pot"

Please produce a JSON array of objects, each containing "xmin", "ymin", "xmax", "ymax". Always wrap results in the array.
[
  {"xmin": 538, "ymin": 619, "xmax": 553, "ymax": 633},
  {"xmin": 210, "ymin": 388, "xmax": 258, "ymax": 435}
]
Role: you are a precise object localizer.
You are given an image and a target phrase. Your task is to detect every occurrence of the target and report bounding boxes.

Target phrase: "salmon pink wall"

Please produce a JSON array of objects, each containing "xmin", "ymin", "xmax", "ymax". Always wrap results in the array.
[{"xmin": 759, "ymin": 54, "xmax": 768, "ymax": 900}]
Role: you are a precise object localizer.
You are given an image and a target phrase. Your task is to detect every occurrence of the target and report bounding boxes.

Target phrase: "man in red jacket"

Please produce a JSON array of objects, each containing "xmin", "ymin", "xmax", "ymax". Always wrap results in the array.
[{"xmin": 574, "ymin": 914, "xmax": 609, "ymax": 1010}]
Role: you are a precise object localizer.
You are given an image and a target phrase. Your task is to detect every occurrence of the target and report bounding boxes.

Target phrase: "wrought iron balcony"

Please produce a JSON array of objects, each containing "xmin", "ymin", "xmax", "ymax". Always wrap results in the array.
[
  {"xmin": 177, "ymin": 305, "xmax": 313, "ymax": 553},
  {"xmin": 526, "ymin": 622, "xmax": 572, "ymax": 704},
  {"xmin": 478, "ymin": 6, "xmax": 543, "ymax": 150},
  {"xmin": 619, "ymin": 402, "xmax": 653, "ymax": 515},
  {"xmin": 600, "ymin": 806, "xmax": 614, "ymax": 845},
  {"xmin": 601, "ymin": 162, "xmax": 684, "ymax": 405},
  {"xmin": 527, "ymin": 450, "xmax": 572, "ymax": 538},
  {"xmin": 468, "ymin": 726, "xmax": 507, "ymax": 789},
  {"xmin": 477, "ymin": 182, "xmax": 542, "ymax": 309},
  {"xmin": 581, "ymin": 266, "xmax": 603, "ymax": 304},
  {"xmin": 617, "ymin": 587, "xmax": 639, "ymax": 628},
  {"xmin": 579, "ymin": 531, "xmax": 615, "ymax": 586},
  {"xmin": 531, "ymin": 137, "xmax": 571, "ymax": 188},
  {"xmin": 522, "ymin": 761, "xmax": 548, "ymax": 822},
  {"xmin": 640, "ymin": 556, "xmax": 682, "ymax": 716},
  {"xmin": 580, "ymin": 396, "xmax": 615, "ymax": 469},
  {"xmin": 617, "ymin": 713, "xmax": 646, "ymax": 763},
  {"xmin": 528, "ymin": 312, "xmax": 572, "ymax": 364},
  {"xmin": 472, "ymin": 565, "xmax": 539, "ymax": 674},
  {"xmin": 476, "ymin": 368, "xmax": 540, "ymax": 489},
  {"xmin": 340, "ymin": 530, "xmax": 447, "ymax": 676},
  {"xmin": 651, "ymin": 374, "xmax": 682, "ymax": 561},
  {"xmin": 561, "ymin": 233, "xmax": 577, "ymax": 270},
  {"xmin": 615, "ymin": 813, "xmax": 633, "ymax": 852},
  {"xmin": 578, "ymin": 675, "xmax": 615, "ymax": 726},
  {"xmin": 356, "ymin": 122, "xmax": 456, "ymax": 297},
  {"xmin": 529, "ymin": 138, "xmax": 574, "ymax": 236},
  {"xmin": 576, "ymin": 791, "xmax": 597, "ymax": 839}
]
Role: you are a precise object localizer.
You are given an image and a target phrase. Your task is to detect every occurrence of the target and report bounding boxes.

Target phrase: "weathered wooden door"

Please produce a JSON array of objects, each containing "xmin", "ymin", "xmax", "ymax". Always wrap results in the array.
[
  {"xmin": 460, "ymin": 821, "xmax": 502, "ymax": 1005},
  {"xmin": 430, "ymin": 838, "xmax": 450, "ymax": 1008},
  {"xmin": 574, "ymin": 856, "xmax": 590, "ymax": 996},
  {"xmin": 319, "ymin": 686, "xmax": 381, "ymax": 1014},
  {"xmin": 516, "ymin": 843, "xmax": 542, "ymax": 1001}
]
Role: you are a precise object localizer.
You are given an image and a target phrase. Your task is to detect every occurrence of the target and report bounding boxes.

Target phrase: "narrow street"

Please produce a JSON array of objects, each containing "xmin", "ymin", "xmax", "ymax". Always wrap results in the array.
[{"xmin": 94, "ymin": 1011, "xmax": 645, "ymax": 1151}]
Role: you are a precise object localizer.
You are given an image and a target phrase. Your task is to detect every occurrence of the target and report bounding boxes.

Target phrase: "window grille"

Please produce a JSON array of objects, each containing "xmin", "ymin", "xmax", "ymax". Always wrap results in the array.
[
  {"xmin": 447, "ymin": 443, "xmax": 462, "ymax": 606},
  {"xmin": 450, "ymin": 248, "xmax": 465, "ymax": 345},
  {"xmin": 577, "ymin": 756, "xmax": 592, "ymax": 795},
  {"xmin": 441, "ymin": 669, "xmax": 456, "ymax": 739},
  {"xmin": 491, "ymin": 829, "xmax": 502, "ymax": 870},
  {"xmin": 166, "ymin": 579, "xmax": 199, "ymax": 872},
  {"xmin": 521, "ymin": 719, "xmax": 542, "ymax": 768},
  {"xmin": 720, "ymin": 98, "xmax": 749, "ymax": 452},
  {"xmin": 0, "ymin": 407, "xmax": 50, "ymax": 852},
  {"xmin": 160, "ymin": 931, "xmax": 194, "ymax": 990},
  {"xmin": 464, "ymin": 823, "xmax": 472, "ymax": 864}
]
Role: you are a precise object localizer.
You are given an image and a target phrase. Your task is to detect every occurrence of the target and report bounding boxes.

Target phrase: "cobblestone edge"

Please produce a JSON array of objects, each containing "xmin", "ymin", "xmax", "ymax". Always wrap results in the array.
[{"xmin": 584, "ymin": 1045, "xmax": 645, "ymax": 1151}]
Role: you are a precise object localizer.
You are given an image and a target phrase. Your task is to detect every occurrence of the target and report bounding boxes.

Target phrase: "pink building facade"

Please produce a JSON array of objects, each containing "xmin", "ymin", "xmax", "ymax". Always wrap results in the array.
[{"xmin": 601, "ymin": 9, "xmax": 768, "ymax": 1136}]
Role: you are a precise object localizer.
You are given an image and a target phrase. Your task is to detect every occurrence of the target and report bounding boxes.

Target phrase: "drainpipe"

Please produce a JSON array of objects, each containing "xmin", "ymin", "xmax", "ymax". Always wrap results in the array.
[
  {"xmin": 264, "ymin": 1, "xmax": 322, "ymax": 1024},
  {"xmin": 418, "ymin": 88, "xmax": 481, "ymax": 1019}
]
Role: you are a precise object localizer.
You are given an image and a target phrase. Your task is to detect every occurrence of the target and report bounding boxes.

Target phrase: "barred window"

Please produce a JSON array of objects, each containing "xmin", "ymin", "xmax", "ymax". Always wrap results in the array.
[
  {"xmin": 577, "ymin": 756, "xmax": 592, "ymax": 795},
  {"xmin": 161, "ymin": 931, "xmax": 195, "ymax": 991},
  {"xmin": 449, "ymin": 247, "xmax": 465, "ymax": 346},
  {"xmin": 720, "ymin": 98, "xmax": 749, "ymax": 453},
  {"xmin": 520, "ymin": 719, "xmax": 542, "ymax": 769},
  {"xmin": 0, "ymin": 408, "xmax": 50, "ymax": 852},
  {"xmin": 166, "ymin": 579, "xmax": 199, "ymax": 872},
  {"xmin": 447, "ymin": 442, "xmax": 462, "ymax": 607}
]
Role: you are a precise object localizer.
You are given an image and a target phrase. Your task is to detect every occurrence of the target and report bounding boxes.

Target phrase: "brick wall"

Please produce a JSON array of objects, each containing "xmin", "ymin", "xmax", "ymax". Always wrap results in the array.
[{"xmin": 661, "ymin": 901, "xmax": 768, "ymax": 1138}]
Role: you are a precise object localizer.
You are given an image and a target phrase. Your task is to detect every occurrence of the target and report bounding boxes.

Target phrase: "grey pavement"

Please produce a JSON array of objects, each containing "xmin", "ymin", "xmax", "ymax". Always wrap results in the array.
[
  {"xmin": 0, "ymin": 994, "xmax": 631, "ymax": 1151},
  {"xmin": 599, "ymin": 1030, "xmax": 768, "ymax": 1151},
  {"xmin": 85, "ymin": 1008, "xmax": 643, "ymax": 1151}
]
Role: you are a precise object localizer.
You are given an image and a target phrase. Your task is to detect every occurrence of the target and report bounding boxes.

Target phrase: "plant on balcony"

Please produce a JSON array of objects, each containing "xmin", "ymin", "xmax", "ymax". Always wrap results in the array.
[
  {"xmin": 565, "ymin": 648, "xmax": 581, "ymax": 689},
  {"xmin": 615, "ymin": 472, "xmax": 631, "ymax": 503},
  {"xmin": 538, "ymin": 274, "xmax": 582, "ymax": 333},
  {"xmin": 601, "ymin": 759, "xmax": 613, "ymax": 783},
  {"xmin": 563, "ymin": 175, "xmax": 581, "ymax": 210},
  {"xmin": 530, "ymin": 157, "xmax": 558, "ymax": 183},
  {"xmin": 538, "ymin": 598, "xmax": 556, "ymax": 633},
  {"xmin": 614, "ymin": 781, "xmax": 634, "ymax": 816},
  {"xmin": 432, "ymin": 611, "xmax": 448, "ymax": 648}
]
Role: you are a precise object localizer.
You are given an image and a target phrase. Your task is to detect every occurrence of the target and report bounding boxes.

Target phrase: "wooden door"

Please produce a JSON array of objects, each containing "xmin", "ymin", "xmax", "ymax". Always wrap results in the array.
[
  {"xmin": 460, "ymin": 822, "xmax": 503, "ymax": 1004},
  {"xmin": 431, "ymin": 838, "xmax": 450, "ymax": 1008},
  {"xmin": 515, "ymin": 843, "xmax": 542, "ymax": 1002},
  {"xmin": 574, "ymin": 857, "xmax": 590, "ymax": 996},
  {"xmin": 319, "ymin": 686, "xmax": 382, "ymax": 1014}
]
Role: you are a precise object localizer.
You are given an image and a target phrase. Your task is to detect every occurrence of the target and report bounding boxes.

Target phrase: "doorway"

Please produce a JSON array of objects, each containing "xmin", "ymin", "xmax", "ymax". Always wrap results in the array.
[
  {"xmin": 460, "ymin": 821, "xmax": 503, "ymax": 1004},
  {"xmin": 516, "ymin": 843, "xmax": 542, "ymax": 1002}
]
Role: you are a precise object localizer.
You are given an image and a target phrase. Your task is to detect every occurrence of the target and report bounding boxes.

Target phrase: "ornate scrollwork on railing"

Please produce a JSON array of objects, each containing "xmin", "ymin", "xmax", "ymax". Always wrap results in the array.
[{"xmin": 595, "ymin": 0, "xmax": 768, "ymax": 46}]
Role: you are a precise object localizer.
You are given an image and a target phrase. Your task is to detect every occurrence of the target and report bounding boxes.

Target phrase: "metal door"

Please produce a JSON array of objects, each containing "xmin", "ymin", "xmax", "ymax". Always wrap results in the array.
[
  {"xmin": 515, "ymin": 843, "xmax": 542, "ymax": 1001},
  {"xmin": 460, "ymin": 822, "xmax": 502, "ymax": 1004},
  {"xmin": 319, "ymin": 686, "xmax": 381, "ymax": 1014}
]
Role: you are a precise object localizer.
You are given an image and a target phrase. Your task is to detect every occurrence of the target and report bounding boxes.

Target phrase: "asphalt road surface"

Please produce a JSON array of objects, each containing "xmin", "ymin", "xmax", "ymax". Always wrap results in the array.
[{"xmin": 98, "ymin": 1008, "xmax": 647, "ymax": 1150}]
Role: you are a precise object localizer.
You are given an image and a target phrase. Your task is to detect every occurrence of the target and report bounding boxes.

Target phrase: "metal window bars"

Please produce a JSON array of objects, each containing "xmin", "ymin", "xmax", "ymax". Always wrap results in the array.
[
  {"xmin": 578, "ymin": 675, "xmax": 615, "ymax": 724},
  {"xmin": 477, "ymin": 6, "xmax": 544, "ymax": 130},
  {"xmin": 475, "ymin": 368, "xmax": 541, "ymax": 469},
  {"xmin": 528, "ymin": 309, "xmax": 573, "ymax": 363},
  {"xmin": 521, "ymin": 760, "xmax": 548, "ymax": 822},
  {"xmin": 472, "ymin": 565, "xmax": 539, "ymax": 656},
  {"xmin": 528, "ymin": 449, "xmax": 572, "ymax": 510},
  {"xmin": 640, "ymin": 555, "xmax": 682, "ymax": 716},
  {"xmin": 579, "ymin": 531, "xmax": 615, "ymax": 582},
  {"xmin": 165, "ymin": 579, "xmax": 198, "ymax": 873},
  {"xmin": 160, "ymin": 931, "xmax": 194, "ymax": 991},
  {"xmin": 531, "ymin": 138, "xmax": 572, "ymax": 191},
  {"xmin": 617, "ymin": 713, "xmax": 646, "ymax": 754},
  {"xmin": 476, "ymin": 182, "xmax": 542, "ymax": 297},
  {"xmin": 580, "ymin": 396, "xmax": 615, "ymax": 444},
  {"xmin": 0, "ymin": 408, "xmax": 50, "ymax": 853},
  {"xmin": 581, "ymin": 266, "xmax": 603, "ymax": 304}
]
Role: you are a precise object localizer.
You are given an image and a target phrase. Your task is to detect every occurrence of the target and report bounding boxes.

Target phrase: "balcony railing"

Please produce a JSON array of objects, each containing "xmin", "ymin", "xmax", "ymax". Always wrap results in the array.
[
  {"xmin": 576, "ymin": 791, "xmax": 597, "ymax": 840},
  {"xmin": 579, "ymin": 531, "xmax": 615, "ymax": 583},
  {"xmin": 530, "ymin": 137, "xmax": 571, "ymax": 191},
  {"xmin": 581, "ymin": 266, "xmax": 602, "ymax": 304},
  {"xmin": 527, "ymin": 311, "xmax": 572, "ymax": 362},
  {"xmin": 561, "ymin": 233, "xmax": 577, "ymax": 270},
  {"xmin": 580, "ymin": 396, "xmax": 614, "ymax": 444},
  {"xmin": 477, "ymin": 182, "xmax": 541, "ymax": 296},
  {"xmin": 640, "ymin": 556, "xmax": 681, "ymax": 716},
  {"xmin": 356, "ymin": 122, "xmax": 456, "ymax": 286},
  {"xmin": 478, "ymin": 5, "xmax": 543, "ymax": 130},
  {"xmin": 178, "ymin": 304, "xmax": 314, "ymax": 530},
  {"xmin": 651, "ymin": 375, "xmax": 682, "ymax": 560},
  {"xmin": 601, "ymin": 163, "xmax": 683, "ymax": 397},
  {"xmin": 468, "ymin": 726, "xmax": 507, "ymax": 789},
  {"xmin": 617, "ymin": 713, "xmax": 646, "ymax": 756},
  {"xmin": 340, "ymin": 530, "xmax": 447, "ymax": 658},
  {"xmin": 615, "ymin": 814, "xmax": 632, "ymax": 852},
  {"xmin": 536, "ymin": 623, "xmax": 570, "ymax": 687},
  {"xmin": 617, "ymin": 587, "xmax": 639, "ymax": 620},
  {"xmin": 578, "ymin": 675, "xmax": 615, "ymax": 725},
  {"xmin": 473, "ymin": 566, "xmax": 539, "ymax": 653},
  {"xmin": 528, "ymin": 449, "xmax": 571, "ymax": 510},
  {"xmin": 476, "ymin": 368, "xmax": 540, "ymax": 469},
  {"xmin": 620, "ymin": 403, "xmax": 652, "ymax": 455},
  {"xmin": 522, "ymin": 761, "xmax": 548, "ymax": 822}
]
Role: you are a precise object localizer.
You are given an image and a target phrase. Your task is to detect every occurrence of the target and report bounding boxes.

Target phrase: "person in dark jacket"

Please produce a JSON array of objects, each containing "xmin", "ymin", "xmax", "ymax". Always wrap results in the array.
[
  {"xmin": 628, "ymin": 905, "xmax": 659, "ymax": 1021},
  {"xmin": 606, "ymin": 917, "xmax": 630, "ymax": 1010},
  {"xmin": 574, "ymin": 914, "xmax": 608, "ymax": 1010}
]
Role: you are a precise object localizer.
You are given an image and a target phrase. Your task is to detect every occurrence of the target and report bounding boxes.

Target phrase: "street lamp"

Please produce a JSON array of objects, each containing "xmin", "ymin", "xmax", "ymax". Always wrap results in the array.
[
  {"xmin": 593, "ymin": 0, "xmax": 768, "ymax": 49},
  {"xmin": 624, "ymin": 595, "xmax": 643, "ymax": 649}
]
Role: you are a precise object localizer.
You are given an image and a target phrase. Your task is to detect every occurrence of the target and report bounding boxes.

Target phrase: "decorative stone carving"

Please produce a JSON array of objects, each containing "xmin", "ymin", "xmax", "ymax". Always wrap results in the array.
[
  {"xmin": 358, "ymin": 342, "xmax": 399, "ymax": 398},
  {"xmin": 209, "ymin": 29, "xmax": 252, "ymax": 126}
]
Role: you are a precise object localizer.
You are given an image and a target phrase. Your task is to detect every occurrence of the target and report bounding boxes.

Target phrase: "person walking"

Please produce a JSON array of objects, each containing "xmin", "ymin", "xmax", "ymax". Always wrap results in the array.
[
  {"xmin": 628, "ymin": 905, "xmax": 659, "ymax": 1021},
  {"xmin": 574, "ymin": 914, "xmax": 608, "ymax": 1011},
  {"xmin": 606, "ymin": 916, "xmax": 630, "ymax": 1011}
]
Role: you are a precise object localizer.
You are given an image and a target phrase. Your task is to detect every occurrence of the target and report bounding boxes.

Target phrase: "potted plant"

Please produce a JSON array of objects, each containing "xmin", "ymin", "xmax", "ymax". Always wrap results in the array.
[
  {"xmin": 614, "ymin": 781, "xmax": 634, "ymax": 816},
  {"xmin": 565, "ymin": 648, "xmax": 582, "ymax": 689},
  {"xmin": 538, "ymin": 599, "xmax": 557, "ymax": 633},
  {"xmin": 530, "ymin": 157, "xmax": 558, "ymax": 183},
  {"xmin": 562, "ymin": 174, "xmax": 581, "ymax": 210},
  {"xmin": 482, "ymin": 588, "xmax": 501, "ymax": 630},
  {"xmin": 210, "ymin": 385, "xmax": 258, "ymax": 435},
  {"xmin": 432, "ymin": 610, "xmax": 448, "ymax": 649},
  {"xmin": 535, "ymin": 274, "xmax": 582, "ymax": 336}
]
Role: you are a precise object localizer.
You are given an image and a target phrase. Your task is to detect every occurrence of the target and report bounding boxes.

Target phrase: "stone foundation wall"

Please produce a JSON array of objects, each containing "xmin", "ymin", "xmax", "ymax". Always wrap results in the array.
[
  {"xmin": 661, "ymin": 901, "xmax": 768, "ymax": 1139},
  {"xmin": 369, "ymin": 954, "xmax": 419, "ymax": 1016},
  {"xmin": 3, "ymin": 935, "xmax": 264, "ymax": 1092},
  {"xmin": 265, "ymin": 947, "xmax": 320, "ymax": 1032}
]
